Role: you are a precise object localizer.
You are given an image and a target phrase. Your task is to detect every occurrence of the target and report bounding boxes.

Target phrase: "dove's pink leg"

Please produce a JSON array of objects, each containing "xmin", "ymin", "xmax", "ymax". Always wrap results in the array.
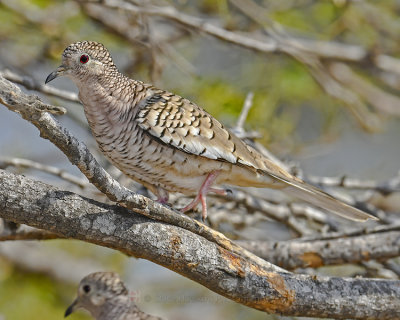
[
  {"xmin": 209, "ymin": 188, "xmax": 227, "ymax": 195},
  {"xmin": 181, "ymin": 171, "xmax": 221, "ymax": 220},
  {"xmin": 156, "ymin": 187, "xmax": 169, "ymax": 204}
]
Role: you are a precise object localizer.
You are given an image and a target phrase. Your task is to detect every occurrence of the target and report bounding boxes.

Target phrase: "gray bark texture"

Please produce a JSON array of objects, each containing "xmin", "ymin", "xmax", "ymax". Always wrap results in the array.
[
  {"xmin": 238, "ymin": 231, "xmax": 400, "ymax": 270},
  {"xmin": 1, "ymin": 75, "xmax": 400, "ymax": 319}
]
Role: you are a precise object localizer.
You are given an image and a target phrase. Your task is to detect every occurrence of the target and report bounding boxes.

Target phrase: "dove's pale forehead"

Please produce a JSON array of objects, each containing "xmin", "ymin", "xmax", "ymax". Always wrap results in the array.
[
  {"xmin": 62, "ymin": 41, "xmax": 114, "ymax": 66},
  {"xmin": 82, "ymin": 272, "xmax": 128, "ymax": 296}
]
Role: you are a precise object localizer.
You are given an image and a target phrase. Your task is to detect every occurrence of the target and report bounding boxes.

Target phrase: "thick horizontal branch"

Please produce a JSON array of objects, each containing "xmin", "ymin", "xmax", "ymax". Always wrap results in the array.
[
  {"xmin": 11, "ymin": 222, "xmax": 399, "ymax": 271},
  {"xmin": 238, "ymin": 231, "xmax": 400, "ymax": 270},
  {"xmin": 1, "ymin": 169, "xmax": 399, "ymax": 319}
]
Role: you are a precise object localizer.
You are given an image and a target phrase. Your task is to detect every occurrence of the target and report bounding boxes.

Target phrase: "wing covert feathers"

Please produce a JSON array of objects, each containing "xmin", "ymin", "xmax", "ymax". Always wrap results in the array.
[{"xmin": 136, "ymin": 91, "xmax": 261, "ymax": 167}]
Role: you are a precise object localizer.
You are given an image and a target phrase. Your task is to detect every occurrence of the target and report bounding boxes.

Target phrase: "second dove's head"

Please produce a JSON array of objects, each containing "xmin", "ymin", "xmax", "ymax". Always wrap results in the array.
[{"xmin": 65, "ymin": 272, "xmax": 129, "ymax": 317}]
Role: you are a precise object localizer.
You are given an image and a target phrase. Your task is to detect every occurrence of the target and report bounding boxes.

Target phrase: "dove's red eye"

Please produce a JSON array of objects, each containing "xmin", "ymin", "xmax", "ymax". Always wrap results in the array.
[
  {"xmin": 80, "ymin": 54, "xmax": 89, "ymax": 64},
  {"xmin": 83, "ymin": 285, "xmax": 91, "ymax": 293}
]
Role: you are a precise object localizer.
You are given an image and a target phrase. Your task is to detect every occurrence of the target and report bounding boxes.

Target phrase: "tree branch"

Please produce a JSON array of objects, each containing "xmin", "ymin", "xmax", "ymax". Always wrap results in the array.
[
  {"xmin": 0, "ymin": 223, "xmax": 60, "ymax": 241},
  {"xmin": 0, "ymin": 169, "xmax": 399, "ymax": 319},
  {"xmin": 238, "ymin": 231, "xmax": 400, "ymax": 270},
  {"xmin": 0, "ymin": 69, "xmax": 79, "ymax": 103},
  {"xmin": 0, "ymin": 156, "xmax": 88, "ymax": 188}
]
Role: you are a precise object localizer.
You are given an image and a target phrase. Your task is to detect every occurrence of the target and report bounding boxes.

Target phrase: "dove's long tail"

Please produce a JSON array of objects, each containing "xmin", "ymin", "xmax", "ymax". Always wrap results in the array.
[{"xmin": 267, "ymin": 173, "xmax": 378, "ymax": 222}]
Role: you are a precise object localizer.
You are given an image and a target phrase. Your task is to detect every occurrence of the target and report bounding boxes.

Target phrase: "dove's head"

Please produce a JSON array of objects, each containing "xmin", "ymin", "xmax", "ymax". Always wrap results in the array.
[
  {"xmin": 45, "ymin": 41, "xmax": 116, "ymax": 85},
  {"xmin": 64, "ymin": 272, "xmax": 129, "ymax": 318}
]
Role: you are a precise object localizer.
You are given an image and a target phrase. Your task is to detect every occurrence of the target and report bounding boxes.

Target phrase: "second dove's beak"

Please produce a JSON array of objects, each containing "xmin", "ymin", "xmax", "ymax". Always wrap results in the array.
[
  {"xmin": 64, "ymin": 298, "xmax": 78, "ymax": 318},
  {"xmin": 45, "ymin": 65, "xmax": 67, "ymax": 84}
]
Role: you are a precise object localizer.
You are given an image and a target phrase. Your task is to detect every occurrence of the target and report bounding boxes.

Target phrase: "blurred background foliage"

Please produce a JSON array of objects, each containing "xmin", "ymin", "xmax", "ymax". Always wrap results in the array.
[{"xmin": 0, "ymin": 0, "xmax": 400, "ymax": 319}]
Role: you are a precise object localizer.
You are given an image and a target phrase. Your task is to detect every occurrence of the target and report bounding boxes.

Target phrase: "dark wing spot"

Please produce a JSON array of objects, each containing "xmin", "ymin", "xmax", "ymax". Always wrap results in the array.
[
  {"xmin": 154, "ymin": 111, "xmax": 162, "ymax": 126},
  {"xmin": 159, "ymin": 127, "xmax": 167, "ymax": 138}
]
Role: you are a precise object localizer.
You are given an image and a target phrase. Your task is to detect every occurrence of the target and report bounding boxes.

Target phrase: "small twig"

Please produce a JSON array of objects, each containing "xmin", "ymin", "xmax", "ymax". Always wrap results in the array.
[
  {"xmin": 307, "ymin": 175, "xmax": 383, "ymax": 191},
  {"xmin": 223, "ymin": 189, "xmax": 317, "ymax": 236},
  {"xmin": 293, "ymin": 222, "xmax": 400, "ymax": 242},
  {"xmin": 383, "ymin": 260, "xmax": 400, "ymax": 278},
  {"xmin": 231, "ymin": 92, "xmax": 262, "ymax": 140},
  {"xmin": 81, "ymin": 1, "xmax": 193, "ymax": 79},
  {"xmin": 0, "ymin": 157, "xmax": 88, "ymax": 188},
  {"xmin": 361, "ymin": 260, "xmax": 399, "ymax": 279},
  {"xmin": 235, "ymin": 91, "xmax": 254, "ymax": 132},
  {"xmin": 83, "ymin": 0, "xmax": 400, "ymax": 83},
  {"xmin": 81, "ymin": 2, "xmax": 148, "ymax": 47},
  {"xmin": 329, "ymin": 63, "xmax": 400, "ymax": 116},
  {"xmin": 0, "ymin": 223, "xmax": 61, "ymax": 241},
  {"xmin": 156, "ymin": 41, "xmax": 197, "ymax": 77},
  {"xmin": 0, "ymin": 69, "xmax": 79, "ymax": 103}
]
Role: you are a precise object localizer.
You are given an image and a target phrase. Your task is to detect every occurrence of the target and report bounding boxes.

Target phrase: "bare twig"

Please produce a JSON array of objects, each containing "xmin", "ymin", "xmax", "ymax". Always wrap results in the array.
[
  {"xmin": 0, "ymin": 157, "xmax": 88, "ymax": 188},
  {"xmin": 0, "ymin": 69, "xmax": 79, "ymax": 103},
  {"xmin": 81, "ymin": 2, "xmax": 148, "ymax": 47},
  {"xmin": 361, "ymin": 260, "xmax": 399, "ymax": 279},
  {"xmin": 292, "ymin": 222, "xmax": 400, "ymax": 242},
  {"xmin": 0, "ymin": 223, "xmax": 60, "ymax": 241},
  {"xmin": 303, "ymin": 60, "xmax": 381, "ymax": 131},
  {"xmin": 223, "ymin": 189, "xmax": 311, "ymax": 236},
  {"xmin": 235, "ymin": 92, "xmax": 254, "ymax": 132},
  {"xmin": 305, "ymin": 174, "xmax": 398, "ymax": 192},
  {"xmin": 329, "ymin": 63, "xmax": 400, "ymax": 116}
]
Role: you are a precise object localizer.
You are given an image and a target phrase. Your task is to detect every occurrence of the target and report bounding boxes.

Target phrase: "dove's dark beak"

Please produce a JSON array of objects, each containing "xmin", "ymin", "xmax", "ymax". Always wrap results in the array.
[
  {"xmin": 45, "ymin": 65, "xmax": 66, "ymax": 84},
  {"xmin": 64, "ymin": 298, "xmax": 78, "ymax": 318}
]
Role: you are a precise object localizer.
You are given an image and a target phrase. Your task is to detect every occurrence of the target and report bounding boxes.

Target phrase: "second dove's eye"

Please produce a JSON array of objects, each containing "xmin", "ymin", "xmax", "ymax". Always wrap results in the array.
[
  {"xmin": 83, "ymin": 285, "xmax": 91, "ymax": 293},
  {"xmin": 80, "ymin": 54, "xmax": 89, "ymax": 64}
]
